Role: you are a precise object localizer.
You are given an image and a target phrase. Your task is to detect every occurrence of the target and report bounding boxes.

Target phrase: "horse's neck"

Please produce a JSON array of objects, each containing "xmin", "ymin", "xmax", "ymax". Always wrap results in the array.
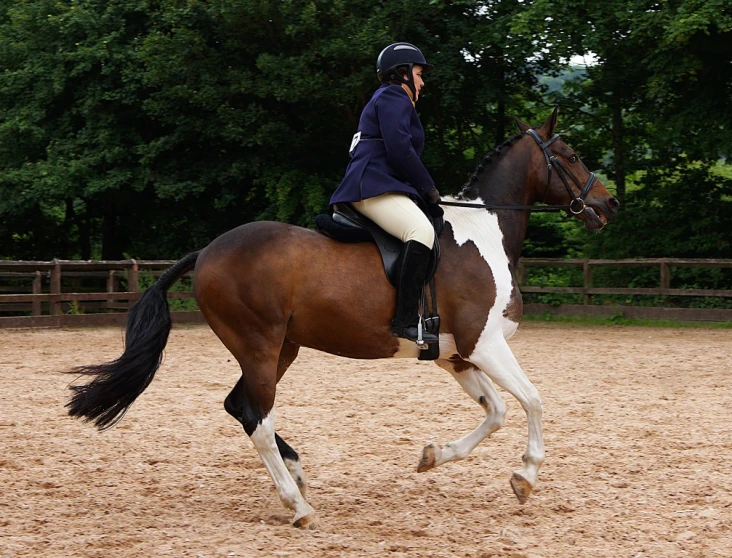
[
  {"xmin": 459, "ymin": 151, "xmax": 536, "ymax": 266},
  {"xmin": 494, "ymin": 207, "xmax": 531, "ymax": 268}
]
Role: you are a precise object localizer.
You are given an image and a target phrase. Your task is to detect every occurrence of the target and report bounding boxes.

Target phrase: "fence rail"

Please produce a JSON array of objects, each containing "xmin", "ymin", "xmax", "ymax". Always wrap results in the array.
[
  {"xmin": 518, "ymin": 257, "xmax": 732, "ymax": 322},
  {"xmin": 0, "ymin": 259, "xmax": 199, "ymax": 328},
  {"xmin": 1, "ymin": 258, "xmax": 731, "ymax": 328}
]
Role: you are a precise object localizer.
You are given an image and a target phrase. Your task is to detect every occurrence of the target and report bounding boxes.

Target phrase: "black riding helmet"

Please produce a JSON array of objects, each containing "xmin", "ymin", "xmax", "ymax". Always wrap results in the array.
[{"xmin": 376, "ymin": 42, "xmax": 434, "ymax": 99}]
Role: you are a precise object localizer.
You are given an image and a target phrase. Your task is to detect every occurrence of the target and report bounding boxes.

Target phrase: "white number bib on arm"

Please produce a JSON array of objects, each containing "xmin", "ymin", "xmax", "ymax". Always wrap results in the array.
[{"xmin": 349, "ymin": 131, "xmax": 361, "ymax": 153}]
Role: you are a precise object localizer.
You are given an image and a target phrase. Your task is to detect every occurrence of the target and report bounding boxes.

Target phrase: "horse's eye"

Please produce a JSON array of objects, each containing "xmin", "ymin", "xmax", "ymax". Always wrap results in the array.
[{"xmin": 569, "ymin": 155, "xmax": 578, "ymax": 163}]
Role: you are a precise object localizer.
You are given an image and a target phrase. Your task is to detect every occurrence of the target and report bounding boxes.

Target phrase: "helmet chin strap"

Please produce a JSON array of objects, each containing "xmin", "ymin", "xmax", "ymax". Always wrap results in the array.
[
  {"xmin": 393, "ymin": 64, "xmax": 417, "ymax": 104},
  {"xmin": 400, "ymin": 83, "xmax": 416, "ymax": 105}
]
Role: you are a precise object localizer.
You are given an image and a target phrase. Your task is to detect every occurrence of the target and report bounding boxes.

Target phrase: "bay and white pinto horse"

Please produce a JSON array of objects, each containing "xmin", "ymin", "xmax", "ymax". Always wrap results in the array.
[{"xmin": 66, "ymin": 109, "xmax": 619, "ymax": 528}]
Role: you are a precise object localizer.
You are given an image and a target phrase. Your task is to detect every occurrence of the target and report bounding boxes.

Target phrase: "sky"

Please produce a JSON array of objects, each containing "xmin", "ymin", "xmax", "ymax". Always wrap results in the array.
[{"xmin": 568, "ymin": 53, "xmax": 598, "ymax": 66}]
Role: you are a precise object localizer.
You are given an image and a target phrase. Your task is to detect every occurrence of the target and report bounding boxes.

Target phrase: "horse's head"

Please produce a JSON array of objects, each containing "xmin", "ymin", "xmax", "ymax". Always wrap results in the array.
[{"xmin": 515, "ymin": 108, "xmax": 619, "ymax": 230}]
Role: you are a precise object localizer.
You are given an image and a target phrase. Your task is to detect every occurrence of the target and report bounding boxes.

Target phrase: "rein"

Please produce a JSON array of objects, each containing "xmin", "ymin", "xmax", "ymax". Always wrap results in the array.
[
  {"xmin": 437, "ymin": 200, "xmax": 570, "ymax": 212},
  {"xmin": 439, "ymin": 129, "xmax": 597, "ymax": 215}
]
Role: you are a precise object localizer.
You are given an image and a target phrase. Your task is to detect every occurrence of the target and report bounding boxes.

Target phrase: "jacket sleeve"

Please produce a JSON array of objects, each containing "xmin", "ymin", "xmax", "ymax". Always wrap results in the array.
[{"xmin": 375, "ymin": 86, "xmax": 435, "ymax": 194}]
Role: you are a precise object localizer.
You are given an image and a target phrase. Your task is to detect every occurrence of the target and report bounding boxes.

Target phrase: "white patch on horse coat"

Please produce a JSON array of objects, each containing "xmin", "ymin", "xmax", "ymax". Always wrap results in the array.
[
  {"xmin": 391, "ymin": 198, "xmax": 520, "ymax": 360},
  {"xmin": 440, "ymin": 198, "xmax": 544, "ymax": 488},
  {"xmin": 442, "ymin": 198, "xmax": 519, "ymax": 341},
  {"xmin": 250, "ymin": 413, "xmax": 315, "ymax": 522}
]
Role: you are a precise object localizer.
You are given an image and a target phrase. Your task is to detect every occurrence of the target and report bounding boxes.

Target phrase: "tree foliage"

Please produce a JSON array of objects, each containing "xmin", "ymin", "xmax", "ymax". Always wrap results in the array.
[
  {"xmin": 515, "ymin": 0, "xmax": 732, "ymax": 259},
  {"xmin": 0, "ymin": 0, "xmax": 730, "ymax": 261}
]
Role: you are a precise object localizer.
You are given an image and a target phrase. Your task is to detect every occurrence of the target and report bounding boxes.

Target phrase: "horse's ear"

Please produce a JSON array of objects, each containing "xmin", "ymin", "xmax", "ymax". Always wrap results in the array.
[
  {"xmin": 538, "ymin": 106, "xmax": 559, "ymax": 138},
  {"xmin": 514, "ymin": 116, "xmax": 531, "ymax": 133}
]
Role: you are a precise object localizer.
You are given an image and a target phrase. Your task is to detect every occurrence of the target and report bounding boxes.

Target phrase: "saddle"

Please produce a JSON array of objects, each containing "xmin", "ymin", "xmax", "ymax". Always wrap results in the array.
[{"xmin": 314, "ymin": 202, "xmax": 442, "ymax": 361}]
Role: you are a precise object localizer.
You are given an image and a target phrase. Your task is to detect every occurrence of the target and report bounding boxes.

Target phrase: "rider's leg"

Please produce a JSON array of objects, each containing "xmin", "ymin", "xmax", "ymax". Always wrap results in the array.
[
  {"xmin": 352, "ymin": 193, "xmax": 437, "ymax": 344},
  {"xmin": 389, "ymin": 239, "xmax": 438, "ymax": 343},
  {"xmin": 352, "ymin": 193, "xmax": 435, "ymax": 248}
]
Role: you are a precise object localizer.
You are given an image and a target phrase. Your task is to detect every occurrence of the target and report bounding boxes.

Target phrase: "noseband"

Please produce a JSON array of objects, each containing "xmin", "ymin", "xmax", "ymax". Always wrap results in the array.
[
  {"xmin": 525, "ymin": 129, "xmax": 597, "ymax": 215},
  {"xmin": 439, "ymin": 130, "xmax": 597, "ymax": 214}
]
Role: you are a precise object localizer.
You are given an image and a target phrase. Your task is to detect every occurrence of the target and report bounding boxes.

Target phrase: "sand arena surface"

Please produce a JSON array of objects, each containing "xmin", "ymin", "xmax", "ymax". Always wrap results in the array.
[{"xmin": 1, "ymin": 323, "xmax": 731, "ymax": 557}]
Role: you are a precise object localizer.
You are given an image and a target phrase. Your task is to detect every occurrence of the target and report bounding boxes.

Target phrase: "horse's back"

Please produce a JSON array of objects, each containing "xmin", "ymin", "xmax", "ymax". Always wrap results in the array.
[
  {"xmin": 193, "ymin": 221, "xmax": 400, "ymax": 358},
  {"xmin": 196, "ymin": 220, "xmax": 389, "ymax": 290}
]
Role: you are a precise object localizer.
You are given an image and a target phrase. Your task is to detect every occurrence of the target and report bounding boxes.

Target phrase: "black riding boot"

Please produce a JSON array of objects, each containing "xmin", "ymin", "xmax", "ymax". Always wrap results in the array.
[{"xmin": 391, "ymin": 240, "xmax": 438, "ymax": 344}]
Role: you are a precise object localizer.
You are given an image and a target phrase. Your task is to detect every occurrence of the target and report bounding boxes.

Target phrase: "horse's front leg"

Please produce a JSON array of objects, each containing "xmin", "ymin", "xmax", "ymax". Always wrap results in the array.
[
  {"xmin": 418, "ymin": 357, "xmax": 506, "ymax": 471},
  {"xmin": 468, "ymin": 334, "xmax": 545, "ymax": 504}
]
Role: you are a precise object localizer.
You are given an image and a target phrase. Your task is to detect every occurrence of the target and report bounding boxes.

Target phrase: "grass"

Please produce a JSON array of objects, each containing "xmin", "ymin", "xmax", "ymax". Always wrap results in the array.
[{"xmin": 523, "ymin": 312, "xmax": 732, "ymax": 329}]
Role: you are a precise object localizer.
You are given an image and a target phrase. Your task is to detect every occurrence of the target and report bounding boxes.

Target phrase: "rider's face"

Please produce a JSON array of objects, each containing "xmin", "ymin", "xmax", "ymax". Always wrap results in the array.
[{"xmin": 412, "ymin": 65, "xmax": 425, "ymax": 101}]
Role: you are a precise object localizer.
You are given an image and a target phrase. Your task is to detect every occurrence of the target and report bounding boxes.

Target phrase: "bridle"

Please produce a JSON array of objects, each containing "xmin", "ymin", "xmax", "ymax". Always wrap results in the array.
[
  {"xmin": 525, "ymin": 128, "xmax": 597, "ymax": 214},
  {"xmin": 439, "ymin": 129, "xmax": 597, "ymax": 214}
]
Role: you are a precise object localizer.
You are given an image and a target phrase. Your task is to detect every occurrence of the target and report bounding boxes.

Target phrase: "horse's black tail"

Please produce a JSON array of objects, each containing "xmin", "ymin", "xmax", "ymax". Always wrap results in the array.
[{"xmin": 66, "ymin": 251, "xmax": 200, "ymax": 430}]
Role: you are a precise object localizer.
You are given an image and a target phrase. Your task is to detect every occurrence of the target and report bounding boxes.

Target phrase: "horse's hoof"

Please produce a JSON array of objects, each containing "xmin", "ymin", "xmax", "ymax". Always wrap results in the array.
[
  {"xmin": 293, "ymin": 513, "xmax": 321, "ymax": 530},
  {"xmin": 510, "ymin": 472, "xmax": 532, "ymax": 504},
  {"xmin": 417, "ymin": 443, "xmax": 439, "ymax": 473}
]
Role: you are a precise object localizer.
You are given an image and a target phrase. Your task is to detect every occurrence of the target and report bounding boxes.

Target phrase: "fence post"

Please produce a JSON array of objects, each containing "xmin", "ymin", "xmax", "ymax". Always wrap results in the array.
[
  {"xmin": 32, "ymin": 271, "xmax": 42, "ymax": 316},
  {"xmin": 128, "ymin": 259, "xmax": 139, "ymax": 292},
  {"xmin": 128, "ymin": 259, "xmax": 139, "ymax": 311},
  {"xmin": 660, "ymin": 259, "xmax": 670, "ymax": 290},
  {"xmin": 583, "ymin": 260, "xmax": 592, "ymax": 305},
  {"xmin": 50, "ymin": 260, "xmax": 61, "ymax": 316},
  {"xmin": 106, "ymin": 270, "xmax": 116, "ymax": 308},
  {"xmin": 517, "ymin": 261, "xmax": 525, "ymax": 286}
]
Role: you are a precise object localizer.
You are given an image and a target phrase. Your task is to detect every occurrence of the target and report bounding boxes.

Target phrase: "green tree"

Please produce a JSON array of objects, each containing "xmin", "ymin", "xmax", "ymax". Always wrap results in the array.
[
  {"xmin": 514, "ymin": 0, "xmax": 732, "ymax": 260},
  {"xmin": 1, "ymin": 0, "xmax": 552, "ymax": 259}
]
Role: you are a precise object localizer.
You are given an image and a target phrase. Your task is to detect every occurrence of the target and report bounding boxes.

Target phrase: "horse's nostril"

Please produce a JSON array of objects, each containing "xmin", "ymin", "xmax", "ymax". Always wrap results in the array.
[{"xmin": 607, "ymin": 197, "xmax": 620, "ymax": 211}]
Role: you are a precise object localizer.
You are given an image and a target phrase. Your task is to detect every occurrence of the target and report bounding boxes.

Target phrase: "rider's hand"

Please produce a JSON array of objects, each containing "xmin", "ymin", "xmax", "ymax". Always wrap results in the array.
[
  {"xmin": 427, "ymin": 202, "xmax": 444, "ymax": 219},
  {"xmin": 426, "ymin": 187, "xmax": 441, "ymax": 205}
]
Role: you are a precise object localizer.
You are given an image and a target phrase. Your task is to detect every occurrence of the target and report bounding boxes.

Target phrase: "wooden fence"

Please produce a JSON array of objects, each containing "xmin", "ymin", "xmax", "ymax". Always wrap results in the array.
[
  {"xmin": 519, "ymin": 258, "xmax": 732, "ymax": 322},
  {"xmin": 0, "ymin": 259, "xmax": 201, "ymax": 328},
  {"xmin": 0, "ymin": 258, "xmax": 730, "ymax": 328}
]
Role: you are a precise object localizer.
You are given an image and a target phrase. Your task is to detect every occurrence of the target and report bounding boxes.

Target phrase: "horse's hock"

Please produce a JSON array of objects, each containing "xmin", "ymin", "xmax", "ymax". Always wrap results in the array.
[{"xmin": 2, "ymin": 323, "xmax": 731, "ymax": 556}]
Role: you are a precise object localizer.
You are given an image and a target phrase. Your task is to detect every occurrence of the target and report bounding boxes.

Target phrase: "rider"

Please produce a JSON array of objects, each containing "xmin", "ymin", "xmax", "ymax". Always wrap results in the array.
[{"xmin": 329, "ymin": 42, "xmax": 441, "ymax": 345}]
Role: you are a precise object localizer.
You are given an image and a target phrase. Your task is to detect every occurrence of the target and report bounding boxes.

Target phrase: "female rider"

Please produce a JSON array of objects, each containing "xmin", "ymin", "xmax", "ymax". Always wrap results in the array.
[{"xmin": 329, "ymin": 42, "xmax": 441, "ymax": 345}]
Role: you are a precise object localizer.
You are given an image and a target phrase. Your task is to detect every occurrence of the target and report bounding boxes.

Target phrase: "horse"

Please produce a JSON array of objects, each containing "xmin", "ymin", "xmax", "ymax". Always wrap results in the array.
[{"xmin": 66, "ymin": 108, "xmax": 619, "ymax": 529}]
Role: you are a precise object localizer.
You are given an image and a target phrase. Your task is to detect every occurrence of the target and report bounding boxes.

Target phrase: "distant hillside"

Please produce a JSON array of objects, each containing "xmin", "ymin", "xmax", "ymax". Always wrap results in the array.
[{"xmin": 539, "ymin": 66, "xmax": 587, "ymax": 94}]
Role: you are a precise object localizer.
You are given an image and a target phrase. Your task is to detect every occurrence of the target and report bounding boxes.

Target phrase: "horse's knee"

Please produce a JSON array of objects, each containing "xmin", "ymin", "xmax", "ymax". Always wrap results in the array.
[
  {"xmin": 525, "ymin": 392, "xmax": 543, "ymax": 417},
  {"xmin": 479, "ymin": 394, "xmax": 507, "ymax": 429},
  {"xmin": 493, "ymin": 400, "xmax": 508, "ymax": 429}
]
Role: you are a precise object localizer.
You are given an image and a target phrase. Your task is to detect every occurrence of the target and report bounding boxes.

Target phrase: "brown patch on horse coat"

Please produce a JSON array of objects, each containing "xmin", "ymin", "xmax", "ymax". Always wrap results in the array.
[
  {"xmin": 495, "ymin": 211, "xmax": 528, "ymax": 326},
  {"xmin": 447, "ymin": 354, "xmax": 473, "ymax": 373},
  {"xmin": 434, "ymin": 223, "xmax": 497, "ymax": 358},
  {"xmin": 196, "ymin": 221, "xmax": 400, "ymax": 363},
  {"xmin": 503, "ymin": 282, "xmax": 523, "ymax": 323}
]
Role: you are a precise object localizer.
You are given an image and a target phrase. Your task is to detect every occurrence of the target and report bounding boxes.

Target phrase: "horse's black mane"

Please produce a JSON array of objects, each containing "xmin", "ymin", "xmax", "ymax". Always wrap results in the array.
[{"xmin": 459, "ymin": 132, "xmax": 525, "ymax": 199}]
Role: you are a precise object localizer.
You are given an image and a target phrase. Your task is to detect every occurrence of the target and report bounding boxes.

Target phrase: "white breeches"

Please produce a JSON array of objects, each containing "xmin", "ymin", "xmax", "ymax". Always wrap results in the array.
[{"xmin": 352, "ymin": 193, "xmax": 435, "ymax": 249}]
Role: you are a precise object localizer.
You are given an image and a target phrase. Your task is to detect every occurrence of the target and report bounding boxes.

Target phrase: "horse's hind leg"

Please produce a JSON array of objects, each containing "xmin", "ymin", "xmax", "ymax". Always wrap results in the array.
[
  {"xmin": 418, "ymin": 356, "xmax": 506, "ymax": 472},
  {"xmin": 274, "ymin": 342, "xmax": 307, "ymax": 496},
  {"xmin": 275, "ymin": 432, "xmax": 307, "ymax": 497},
  {"xmin": 224, "ymin": 341, "xmax": 318, "ymax": 528},
  {"xmin": 225, "ymin": 379, "xmax": 308, "ymax": 497}
]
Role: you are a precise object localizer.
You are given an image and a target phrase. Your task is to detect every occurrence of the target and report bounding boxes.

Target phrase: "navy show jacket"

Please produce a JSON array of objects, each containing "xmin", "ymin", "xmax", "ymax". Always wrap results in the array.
[{"xmin": 329, "ymin": 84, "xmax": 435, "ymax": 205}]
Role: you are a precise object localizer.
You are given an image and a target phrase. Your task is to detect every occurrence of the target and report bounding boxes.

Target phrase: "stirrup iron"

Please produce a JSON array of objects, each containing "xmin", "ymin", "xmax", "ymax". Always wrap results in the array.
[{"xmin": 416, "ymin": 320, "xmax": 428, "ymax": 350}]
